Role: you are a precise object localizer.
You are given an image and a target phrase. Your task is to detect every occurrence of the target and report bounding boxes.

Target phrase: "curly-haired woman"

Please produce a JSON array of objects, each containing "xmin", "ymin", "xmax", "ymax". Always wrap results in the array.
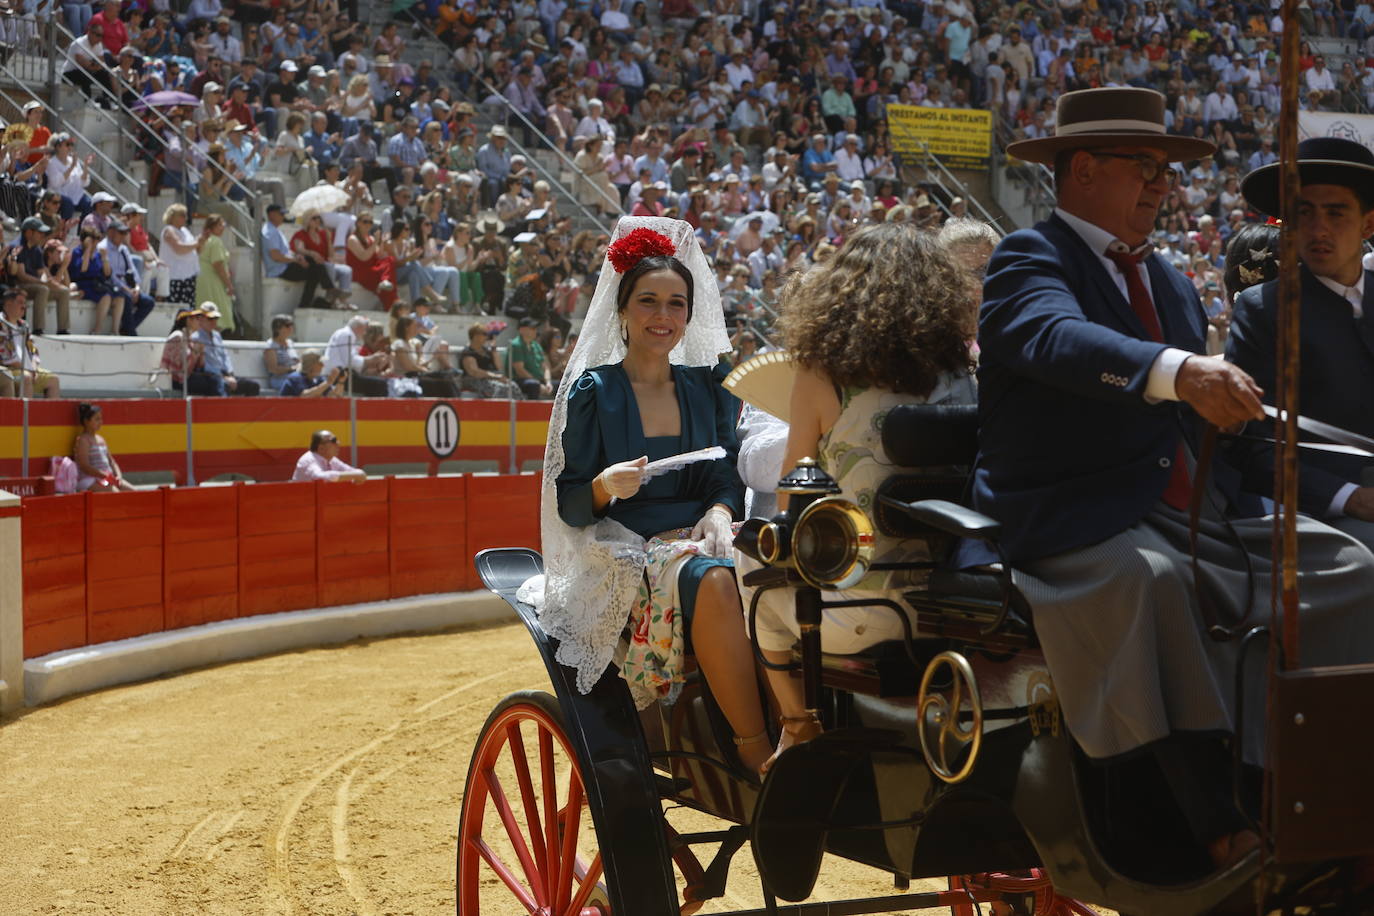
[{"xmin": 741, "ymin": 223, "xmax": 979, "ymax": 769}]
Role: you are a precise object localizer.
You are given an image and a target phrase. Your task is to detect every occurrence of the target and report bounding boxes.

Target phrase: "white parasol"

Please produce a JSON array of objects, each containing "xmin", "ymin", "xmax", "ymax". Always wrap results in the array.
[
  {"xmin": 729, "ymin": 209, "xmax": 780, "ymax": 239},
  {"xmin": 288, "ymin": 184, "xmax": 352, "ymax": 219}
]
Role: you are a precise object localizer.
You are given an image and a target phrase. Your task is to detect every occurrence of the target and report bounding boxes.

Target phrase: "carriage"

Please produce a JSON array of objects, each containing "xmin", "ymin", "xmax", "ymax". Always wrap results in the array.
[{"xmin": 458, "ymin": 400, "xmax": 1374, "ymax": 916}]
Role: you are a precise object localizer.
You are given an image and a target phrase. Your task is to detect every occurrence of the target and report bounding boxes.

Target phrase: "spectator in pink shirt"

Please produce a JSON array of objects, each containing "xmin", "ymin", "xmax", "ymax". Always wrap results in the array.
[
  {"xmin": 89, "ymin": 0, "xmax": 128, "ymax": 56},
  {"xmin": 292, "ymin": 430, "xmax": 365, "ymax": 482}
]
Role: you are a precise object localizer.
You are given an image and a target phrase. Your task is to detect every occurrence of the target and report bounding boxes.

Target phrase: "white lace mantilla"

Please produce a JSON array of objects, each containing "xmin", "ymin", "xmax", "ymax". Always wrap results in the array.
[{"xmin": 535, "ymin": 217, "xmax": 733, "ymax": 703}]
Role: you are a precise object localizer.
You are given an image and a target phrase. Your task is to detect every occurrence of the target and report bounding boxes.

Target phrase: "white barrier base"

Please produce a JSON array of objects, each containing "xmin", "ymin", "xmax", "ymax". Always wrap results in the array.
[{"xmin": 22, "ymin": 590, "xmax": 515, "ymax": 708}]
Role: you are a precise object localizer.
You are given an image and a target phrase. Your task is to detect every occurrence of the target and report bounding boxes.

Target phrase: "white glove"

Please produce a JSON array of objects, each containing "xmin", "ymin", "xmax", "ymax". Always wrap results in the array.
[
  {"xmin": 691, "ymin": 505, "xmax": 735, "ymax": 558},
  {"xmin": 598, "ymin": 456, "xmax": 648, "ymax": 501}
]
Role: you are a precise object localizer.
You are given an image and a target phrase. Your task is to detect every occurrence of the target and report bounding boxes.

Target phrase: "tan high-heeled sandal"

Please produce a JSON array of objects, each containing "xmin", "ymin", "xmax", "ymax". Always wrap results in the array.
[{"xmin": 760, "ymin": 713, "xmax": 824, "ymax": 775}]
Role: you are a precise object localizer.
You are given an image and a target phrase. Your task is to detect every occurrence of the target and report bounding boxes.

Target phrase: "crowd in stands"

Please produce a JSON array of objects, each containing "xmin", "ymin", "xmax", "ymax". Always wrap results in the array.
[{"xmin": 0, "ymin": 0, "xmax": 1362, "ymax": 401}]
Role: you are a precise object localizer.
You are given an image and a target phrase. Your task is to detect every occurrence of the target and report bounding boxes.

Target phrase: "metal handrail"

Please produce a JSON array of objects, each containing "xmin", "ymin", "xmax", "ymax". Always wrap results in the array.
[
  {"xmin": 909, "ymin": 138, "xmax": 1007, "ymax": 231},
  {"xmin": 0, "ymin": 77, "xmax": 145, "ymax": 206},
  {"xmin": 46, "ymin": 18, "xmax": 267, "ymax": 332},
  {"xmin": 49, "ymin": 17, "xmax": 261, "ymax": 243},
  {"xmin": 468, "ymin": 72, "xmax": 623, "ymax": 219},
  {"xmin": 397, "ymin": 15, "xmax": 619, "ymax": 228}
]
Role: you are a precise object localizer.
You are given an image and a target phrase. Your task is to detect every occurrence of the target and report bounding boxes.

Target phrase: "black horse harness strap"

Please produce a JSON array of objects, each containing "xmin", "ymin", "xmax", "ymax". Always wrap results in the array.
[{"xmin": 1187, "ymin": 422, "xmax": 1256, "ymax": 641}]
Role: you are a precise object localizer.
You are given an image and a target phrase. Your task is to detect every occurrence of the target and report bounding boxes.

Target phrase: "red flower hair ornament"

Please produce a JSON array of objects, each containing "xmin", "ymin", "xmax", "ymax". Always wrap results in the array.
[{"xmin": 607, "ymin": 227, "xmax": 677, "ymax": 273}]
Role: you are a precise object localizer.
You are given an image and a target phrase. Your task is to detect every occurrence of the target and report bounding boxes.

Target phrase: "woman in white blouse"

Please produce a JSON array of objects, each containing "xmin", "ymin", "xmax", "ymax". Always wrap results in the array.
[
  {"xmin": 44, "ymin": 133, "xmax": 93, "ymax": 220},
  {"xmin": 159, "ymin": 203, "xmax": 204, "ymax": 307}
]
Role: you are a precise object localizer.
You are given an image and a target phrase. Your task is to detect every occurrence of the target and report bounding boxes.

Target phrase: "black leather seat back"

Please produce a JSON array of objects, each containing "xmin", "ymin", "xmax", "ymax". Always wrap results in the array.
[
  {"xmin": 876, "ymin": 404, "xmax": 978, "ymax": 539},
  {"xmin": 880, "ymin": 403, "xmax": 978, "ymax": 468}
]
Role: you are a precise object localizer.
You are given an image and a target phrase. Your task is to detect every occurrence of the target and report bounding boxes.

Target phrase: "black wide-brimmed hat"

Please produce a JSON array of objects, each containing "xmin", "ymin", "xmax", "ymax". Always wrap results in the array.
[
  {"xmin": 1006, "ymin": 87, "xmax": 1216, "ymax": 165},
  {"xmin": 1241, "ymin": 136, "xmax": 1374, "ymax": 216}
]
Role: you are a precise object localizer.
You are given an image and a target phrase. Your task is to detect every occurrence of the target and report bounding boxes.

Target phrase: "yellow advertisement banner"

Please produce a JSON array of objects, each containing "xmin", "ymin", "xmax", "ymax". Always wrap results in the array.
[{"xmin": 888, "ymin": 104, "xmax": 992, "ymax": 169}]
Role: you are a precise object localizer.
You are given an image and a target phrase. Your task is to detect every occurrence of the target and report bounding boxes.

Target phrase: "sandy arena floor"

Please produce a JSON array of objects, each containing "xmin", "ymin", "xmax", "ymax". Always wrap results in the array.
[{"xmin": 0, "ymin": 620, "xmax": 1110, "ymax": 915}]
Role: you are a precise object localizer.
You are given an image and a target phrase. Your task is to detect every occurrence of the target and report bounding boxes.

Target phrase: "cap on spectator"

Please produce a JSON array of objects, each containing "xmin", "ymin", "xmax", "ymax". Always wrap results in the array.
[
  {"xmin": 650, "ymin": 181, "xmax": 667, "ymax": 190},
  {"xmin": 822, "ymin": 8, "xmax": 836, "ymax": 17},
  {"xmin": 914, "ymin": 194, "xmax": 932, "ymax": 207},
  {"xmin": 280, "ymin": 60, "xmax": 298, "ymax": 72},
  {"xmin": 432, "ymin": 98, "xmax": 450, "ymax": 111},
  {"xmin": 204, "ymin": 81, "xmax": 222, "ymax": 93},
  {"xmin": 647, "ymin": 83, "xmax": 662, "ymax": 94},
  {"xmin": 225, "ymin": 119, "xmax": 247, "ymax": 132},
  {"xmin": 92, "ymin": 191, "xmax": 118, "ymax": 204},
  {"xmin": 823, "ymin": 172, "xmax": 839, "ymax": 183},
  {"xmin": 201, "ymin": 303, "xmax": 224, "ymax": 319},
  {"xmin": 724, "ymin": 174, "xmax": 740, "ymax": 184},
  {"xmin": 308, "ymin": 65, "xmax": 327, "ymax": 78},
  {"xmin": 21, "ymin": 100, "xmax": 42, "ymax": 113},
  {"xmin": 511, "ymin": 154, "xmax": 526, "ymax": 163},
  {"xmin": 489, "ymin": 125, "xmax": 508, "ymax": 138},
  {"xmin": 375, "ymin": 54, "xmax": 392, "ymax": 66},
  {"xmin": 110, "ymin": 221, "xmax": 129, "ymax": 233},
  {"xmin": 587, "ymin": 98, "xmax": 603, "ymax": 108},
  {"xmin": 457, "ymin": 174, "xmax": 475, "ymax": 185},
  {"xmin": 456, "ymin": 101, "xmax": 475, "ymax": 114},
  {"xmin": 707, "ymin": 172, "xmax": 722, "ymax": 181},
  {"xmin": 526, "ymin": 208, "xmax": 547, "ymax": 220},
  {"xmin": 20, "ymin": 216, "xmax": 50, "ymax": 233},
  {"xmin": 529, "ymin": 33, "xmax": 549, "ymax": 50},
  {"xmin": 513, "ymin": 232, "xmax": 537, "ymax": 244},
  {"xmin": 121, "ymin": 202, "xmax": 146, "ymax": 215}
]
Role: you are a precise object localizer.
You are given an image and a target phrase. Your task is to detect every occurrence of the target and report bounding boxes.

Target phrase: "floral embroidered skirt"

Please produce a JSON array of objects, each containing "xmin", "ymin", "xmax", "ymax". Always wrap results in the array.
[{"xmin": 620, "ymin": 530, "xmax": 734, "ymax": 706}]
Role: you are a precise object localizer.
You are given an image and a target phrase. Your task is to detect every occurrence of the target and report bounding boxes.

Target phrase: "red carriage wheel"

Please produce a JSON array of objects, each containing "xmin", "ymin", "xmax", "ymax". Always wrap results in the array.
[
  {"xmin": 458, "ymin": 691, "xmax": 610, "ymax": 916},
  {"xmin": 949, "ymin": 871, "xmax": 1099, "ymax": 916}
]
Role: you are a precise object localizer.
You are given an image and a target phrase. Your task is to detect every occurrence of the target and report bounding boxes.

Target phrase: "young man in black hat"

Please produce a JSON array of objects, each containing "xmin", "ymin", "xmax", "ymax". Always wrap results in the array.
[
  {"xmin": 977, "ymin": 88, "xmax": 1374, "ymax": 871},
  {"xmin": 1227, "ymin": 136, "xmax": 1374, "ymax": 546}
]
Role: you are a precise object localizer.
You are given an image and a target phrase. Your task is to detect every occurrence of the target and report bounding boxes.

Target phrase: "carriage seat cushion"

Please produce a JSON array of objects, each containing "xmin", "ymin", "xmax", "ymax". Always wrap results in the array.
[
  {"xmin": 920, "ymin": 567, "xmax": 1035, "ymax": 641},
  {"xmin": 880, "ymin": 403, "xmax": 979, "ymax": 468}
]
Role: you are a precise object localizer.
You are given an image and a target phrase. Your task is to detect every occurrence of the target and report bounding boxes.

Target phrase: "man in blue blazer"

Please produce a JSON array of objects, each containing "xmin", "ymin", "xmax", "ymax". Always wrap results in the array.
[
  {"xmin": 974, "ymin": 88, "xmax": 1374, "ymax": 872},
  {"xmin": 1227, "ymin": 137, "xmax": 1374, "ymax": 540}
]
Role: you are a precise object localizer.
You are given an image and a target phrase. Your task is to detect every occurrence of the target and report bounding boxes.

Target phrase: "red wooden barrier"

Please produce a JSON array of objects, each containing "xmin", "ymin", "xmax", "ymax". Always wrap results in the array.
[
  {"xmin": 21, "ymin": 493, "xmax": 88, "ymax": 658},
  {"xmin": 239, "ymin": 481, "xmax": 318, "ymax": 617},
  {"xmin": 20, "ymin": 474, "xmax": 543, "ymax": 658},
  {"xmin": 390, "ymin": 475, "xmax": 468, "ymax": 598},
  {"xmin": 317, "ymin": 478, "xmax": 391, "ymax": 607},
  {"xmin": 86, "ymin": 489, "xmax": 164, "ymax": 645},
  {"xmin": 165, "ymin": 487, "xmax": 239, "ymax": 628},
  {"xmin": 464, "ymin": 474, "xmax": 542, "ymax": 590}
]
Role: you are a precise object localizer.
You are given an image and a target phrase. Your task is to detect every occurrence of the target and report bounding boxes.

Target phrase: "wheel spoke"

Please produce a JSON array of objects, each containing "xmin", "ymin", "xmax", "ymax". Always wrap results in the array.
[
  {"xmin": 554, "ymin": 773, "xmax": 585, "ymax": 911},
  {"xmin": 481, "ymin": 765, "xmax": 546, "ymax": 905},
  {"xmin": 472, "ymin": 836, "xmax": 540, "ymax": 914},
  {"xmin": 539, "ymin": 726, "xmax": 562, "ymax": 909},
  {"xmin": 505, "ymin": 722, "xmax": 551, "ymax": 903},
  {"xmin": 564, "ymin": 852, "xmax": 604, "ymax": 916}
]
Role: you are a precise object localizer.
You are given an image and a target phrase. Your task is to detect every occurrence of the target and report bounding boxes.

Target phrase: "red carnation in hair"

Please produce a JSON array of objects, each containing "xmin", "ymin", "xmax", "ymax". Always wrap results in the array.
[{"xmin": 607, "ymin": 227, "xmax": 677, "ymax": 273}]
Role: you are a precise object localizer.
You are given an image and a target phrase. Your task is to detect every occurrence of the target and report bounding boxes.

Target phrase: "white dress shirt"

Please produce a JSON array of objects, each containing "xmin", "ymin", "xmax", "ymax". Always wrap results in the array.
[{"xmin": 293, "ymin": 450, "xmax": 360, "ymax": 482}]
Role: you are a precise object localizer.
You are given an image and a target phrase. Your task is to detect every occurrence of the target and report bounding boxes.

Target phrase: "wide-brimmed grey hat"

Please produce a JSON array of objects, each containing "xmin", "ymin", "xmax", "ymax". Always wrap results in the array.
[{"xmin": 1006, "ymin": 87, "xmax": 1216, "ymax": 165}]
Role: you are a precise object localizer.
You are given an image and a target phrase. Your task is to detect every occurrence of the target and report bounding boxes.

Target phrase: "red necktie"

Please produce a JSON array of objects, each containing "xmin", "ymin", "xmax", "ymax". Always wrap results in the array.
[{"xmin": 1104, "ymin": 246, "xmax": 1193, "ymax": 511}]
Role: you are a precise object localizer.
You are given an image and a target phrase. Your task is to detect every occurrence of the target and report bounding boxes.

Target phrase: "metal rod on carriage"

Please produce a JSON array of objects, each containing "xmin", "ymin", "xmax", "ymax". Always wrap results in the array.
[
  {"xmin": 795, "ymin": 586, "xmax": 824, "ymax": 717},
  {"xmin": 1275, "ymin": 0, "xmax": 1302, "ymax": 666}
]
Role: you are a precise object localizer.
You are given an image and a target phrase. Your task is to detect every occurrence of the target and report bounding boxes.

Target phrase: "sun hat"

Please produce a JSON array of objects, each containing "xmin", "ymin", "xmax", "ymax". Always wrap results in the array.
[
  {"xmin": 1005, "ymin": 87, "xmax": 1216, "ymax": 165},
  {"xmin": 1241, "ymin": 136, "xmax": 1374, "ymax": 216}
]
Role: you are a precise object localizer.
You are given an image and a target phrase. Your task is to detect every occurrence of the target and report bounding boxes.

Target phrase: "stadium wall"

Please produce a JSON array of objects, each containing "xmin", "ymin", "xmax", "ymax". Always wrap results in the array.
[
  {"xmin": 0, "ymin": 397, "xmax": 553, "ymax": 483},
  {"xmin": 18, "ymin": 473, "xmax": 541, "ymax": 663}
]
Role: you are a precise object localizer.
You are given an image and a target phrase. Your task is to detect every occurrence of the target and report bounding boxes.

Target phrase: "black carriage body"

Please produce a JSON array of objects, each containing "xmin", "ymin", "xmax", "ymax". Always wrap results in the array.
[{"xmin": 467, "ymin": 403, "xmax": 1359, "ymax": 916}]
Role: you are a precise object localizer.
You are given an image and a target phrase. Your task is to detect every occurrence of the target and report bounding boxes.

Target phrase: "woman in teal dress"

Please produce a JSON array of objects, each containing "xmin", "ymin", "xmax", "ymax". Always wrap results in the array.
[{"xmin": 545, "ymin": 218, "xmax": 772, "ymax": 773}]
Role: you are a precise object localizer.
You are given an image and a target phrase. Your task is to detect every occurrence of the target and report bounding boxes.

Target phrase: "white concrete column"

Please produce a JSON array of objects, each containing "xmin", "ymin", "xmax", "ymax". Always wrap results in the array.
[{"xmin": 0, "ymin": 489, "xmax": 22, "ymax": 717}]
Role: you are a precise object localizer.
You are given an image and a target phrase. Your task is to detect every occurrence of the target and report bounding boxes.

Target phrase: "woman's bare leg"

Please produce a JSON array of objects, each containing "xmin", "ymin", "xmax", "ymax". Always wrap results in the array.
[
  {"xmin": 760, "ymin": 648, "xmax": 822, "ymax": 772},
  {"xmin": 690, "ymin": 567, "xmax": 771, "ymax": 772}
]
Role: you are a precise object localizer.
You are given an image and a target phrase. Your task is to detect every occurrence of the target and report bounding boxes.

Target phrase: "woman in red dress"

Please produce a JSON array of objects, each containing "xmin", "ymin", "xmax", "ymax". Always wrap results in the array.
[
  {"xmin": 344, "ymin": 214, "xmax": 397, "ymax": 308},
  {"xmin": 291, "ymin": 211, "xmax": 352, "ymax": 306}
]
